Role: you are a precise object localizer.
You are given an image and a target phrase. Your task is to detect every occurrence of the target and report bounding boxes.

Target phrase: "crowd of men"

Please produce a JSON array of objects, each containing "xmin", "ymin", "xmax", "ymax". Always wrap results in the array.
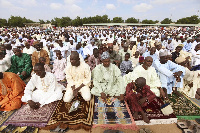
[{"xmin": 0, "ymin": 26, "xmax": 200, "ymax": 123}]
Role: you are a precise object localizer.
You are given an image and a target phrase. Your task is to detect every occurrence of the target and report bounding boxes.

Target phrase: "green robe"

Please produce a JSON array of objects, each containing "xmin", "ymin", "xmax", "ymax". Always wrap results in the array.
[
  {"xmin": 91, "ymin": 63, "xmax": 125, "ymax": 96},
  {"xmin": 7, "ymin": 53, "xmax": 32, "ymax": 80}
]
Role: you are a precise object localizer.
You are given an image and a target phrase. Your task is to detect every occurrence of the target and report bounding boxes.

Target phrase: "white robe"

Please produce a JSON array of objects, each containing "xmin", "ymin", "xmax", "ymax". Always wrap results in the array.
[
  {"xmin": 0, "ymin": 55, "xmax": 11, "ymax": 72},
  {"xmin": 124, "ymin": 65, "xmax": 161, "ymax": 97},
  {"xmin": 21, "ymin": 72, "xmax": 64, "ymax": 107}
]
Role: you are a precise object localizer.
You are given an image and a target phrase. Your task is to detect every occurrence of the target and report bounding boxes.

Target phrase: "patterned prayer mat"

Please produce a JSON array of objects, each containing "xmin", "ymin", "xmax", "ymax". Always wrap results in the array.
[
  {"xmin": 165, "ymin": 93, "xmax": 200, "ymax": 120},
  {"xmin": 93, "ymin": 96, "xmax": 138, "ymax": 130},
  {"xmin": 131, "ymin": 98, "xmax": 177, "ymax": 125},
  {"xmin": 4, "ymin": 101, "xmax": 58, "ymax": 127},
  {"xmin": 0, "ymin": 111, "xmax": 16, "ymax": 127},
  {"xmin": 43, "ymin": 95, "xmax": 95, "ymax": 131}
]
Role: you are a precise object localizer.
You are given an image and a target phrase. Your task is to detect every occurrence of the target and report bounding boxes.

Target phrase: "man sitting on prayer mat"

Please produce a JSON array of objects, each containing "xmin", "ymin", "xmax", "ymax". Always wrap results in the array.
[
  {"xmin": 91, "ymin": 51, "xmax": 125, "ymax": 101},
  {"xmin": 32, "ymin": 42, "xmax": 50, "ymax": 67},
  {"xmin": 175, "ymin": 56, "xmax": 200, "ymax": 98},
  {"xmin": 125, "ymin": 77, "xmax": 156, "ymax": 123},
  {"xmin": 21, "ymin": 63, "xmax": 64, "ymax": 109},
  {"xmin": 6, "ymin": 47, "xmax": 32, "ymax": 80},
  {"xmin": 63, "ymin": 51, "xmax": 91, "ymax": 102},
  {"xmin": 124, "ymin": 56, "xmax": 163, "ymax": 98},
  {"xmin": 0, "ymin": 51, "xmax": 11, "ymax": 72},
  {"xmin": 0, "ymin": 72, "xmax": 26, "ymax": 111},
  {"xmin": 153, "ymin": 49, "xmax": 185, "ymax": 97}
]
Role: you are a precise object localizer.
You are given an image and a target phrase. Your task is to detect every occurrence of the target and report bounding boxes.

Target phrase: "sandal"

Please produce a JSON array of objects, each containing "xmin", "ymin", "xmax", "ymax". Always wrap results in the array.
[
  {"xmin": 144, "ymin": 128, "xmax": 153, "ymax": 133},
  {"xmin": 138, "ymin": 128, "xmax": 146, "ymax": 133}
]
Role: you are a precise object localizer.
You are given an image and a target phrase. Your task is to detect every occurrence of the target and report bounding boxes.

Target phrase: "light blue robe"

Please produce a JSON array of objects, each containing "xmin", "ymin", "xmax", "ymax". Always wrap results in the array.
[{"xmin": 153, "ymin": 59, "xmax": 185, "ymax": 94}]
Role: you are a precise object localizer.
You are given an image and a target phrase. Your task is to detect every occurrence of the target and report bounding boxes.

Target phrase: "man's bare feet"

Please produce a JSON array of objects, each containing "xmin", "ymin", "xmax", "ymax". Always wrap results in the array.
[
  {"xmin": 133, "ymin": 111, "xmax": 139, "ymax": 119},
  {"xmin": 142, "ymin": 113, "xmax": 150, "ymax": 123}
]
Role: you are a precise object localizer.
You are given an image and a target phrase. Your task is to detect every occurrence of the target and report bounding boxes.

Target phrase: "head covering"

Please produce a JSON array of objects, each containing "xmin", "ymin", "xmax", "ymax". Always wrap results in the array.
[
  {"xmin": 101, "ymin": 51, "xmax": 110, "ymax": 60},
  {"xmin": 123, "ymin": 43, "xmax": 129, "ymax": 47},
  {"xmin": 159, "ymin": 49, "xmax": 168, "ymax": 57},
  {"xmin": 187, "ymin": 37, "xmax": 192, "ymax": 40},
  {"xmin": 178, "ymin": 44, "xmax": 184, "ymax": 47},
  {"xmin": 168, "ymin": 38, "xmax": 172, "ymax": 40},
  {"xmin": 175, "ymin": 57, "xmax": 186, "ymax": 64}
]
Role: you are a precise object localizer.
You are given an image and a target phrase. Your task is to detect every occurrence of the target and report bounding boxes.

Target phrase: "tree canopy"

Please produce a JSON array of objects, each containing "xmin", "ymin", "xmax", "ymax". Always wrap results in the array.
[
  {"xmin": 125, "ymin": 17, "xmax": 139, "ymax": 23},
  {"xmin": 161, "ymin": 18, "xmax": 173, "ymax": 24},
  {"xmin": 0, "ymin": 15, "xmax": 199, "ymax": 27},
  {"xmin": 176, "ymin": 15, "xmax": 200, "ymax": 24}
]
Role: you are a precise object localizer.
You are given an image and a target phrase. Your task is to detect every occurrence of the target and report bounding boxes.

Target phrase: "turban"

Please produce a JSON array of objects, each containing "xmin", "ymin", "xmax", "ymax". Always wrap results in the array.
[
  {"xmin": 101, "ymin": 51, "xmax": 110, "ymax": 60},
  {"xmin": 159, "ymin": 49, "xmax": 168, "ymax": 57},
  {"xmin": 175, "ymin": 57, "xmax": 186, "ymax": 64}
]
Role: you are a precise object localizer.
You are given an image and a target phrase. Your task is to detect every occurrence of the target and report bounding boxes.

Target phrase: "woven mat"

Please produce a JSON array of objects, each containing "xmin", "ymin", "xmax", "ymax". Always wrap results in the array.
[
  {"xmin": 93, "ymin": 96, "xmax": 138, "ymax": 130},
  {"xmin": 43, "ymin": 95, "xmax": 94, "ymax": 131},
  {"xmin": 4, "ymin": 101, "xmax": 58, "ymax": 127}
]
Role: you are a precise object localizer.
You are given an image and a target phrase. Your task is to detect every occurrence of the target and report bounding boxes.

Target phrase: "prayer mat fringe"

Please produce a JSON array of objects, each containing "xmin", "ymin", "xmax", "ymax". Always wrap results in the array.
[
  {"xmin": 92, "ymin": 123, "xmax": 138, "ymax": 130},
  {"xmin": 41, "ymin": 122, "xmax": 91, "ymax": 131},
  {"xmin": 182, "ymin": 93, "xmax": 200, "ymax": 108},
  {"xmin": 135, "ymin": 118, "xmax": 177, "ymax": 125}
]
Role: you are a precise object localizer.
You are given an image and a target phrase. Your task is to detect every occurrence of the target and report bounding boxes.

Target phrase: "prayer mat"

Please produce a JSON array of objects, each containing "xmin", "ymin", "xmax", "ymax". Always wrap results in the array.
[
  {"xmin": 93, "ymin": 96, "xmax": 138, "ymax": 130},
  {"xmin": 42, "ymin": 95, "xmax": 95, "ymax": 131},
  {"xmin": 4, "ymin": 101, "xmax": 58, "ymax": 127},
  {"xmin": 165, "ymin": 93, "xmax": 200, "ymax": 120},
  {"xmin": 0, "ymin": 111, "xmax": 16, "ymax": 127},
  {"xmin": 131, "ymin": 98, "xmax": 177, "ymax": 125}
]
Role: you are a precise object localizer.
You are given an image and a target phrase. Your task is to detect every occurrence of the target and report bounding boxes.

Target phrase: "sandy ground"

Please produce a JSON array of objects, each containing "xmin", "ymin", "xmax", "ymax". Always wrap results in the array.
[{"xmin": 39, "ymin": 123, "xmax": 182, "ymax": 133}]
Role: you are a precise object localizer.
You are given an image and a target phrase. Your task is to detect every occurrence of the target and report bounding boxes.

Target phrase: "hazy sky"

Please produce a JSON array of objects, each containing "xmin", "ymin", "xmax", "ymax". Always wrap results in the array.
[{"xmin": 0, "ymin": 0, "xmax": 200, "ymax": 22}]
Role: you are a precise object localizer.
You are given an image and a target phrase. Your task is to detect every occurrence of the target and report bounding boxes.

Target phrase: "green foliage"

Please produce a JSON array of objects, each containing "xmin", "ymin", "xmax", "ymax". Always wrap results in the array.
[
  {"xmin": 176, "ymin": 15, "xmax": 200, "ymax": 24},
  {"xmin": 161, "ymin": 18, "xmax": 172, "ymax": 24},
  {"xmin": 2, "ymin": 15, "xmax": 200, "ymax": 27},
  {"xmin": 7, "ymin": 16, "xmax": 34, "ymax": 27},
  {"xmin": 39, "ymin": 19, "xmax": 45, "ymax": 24},
  {"xmin": 0, "ymin": 19, "xmax": 8, "ymax": 27},
  {"xmin": 112, "ymin": 17, "xmax": 124, "ymax": 23},
  {"xmin": 142, "ymin": 19, "xmax": 157, "ymax": 24},
  {"xmin": 125, "ymin": 17, "xmax": 138, "ymax": 23}
]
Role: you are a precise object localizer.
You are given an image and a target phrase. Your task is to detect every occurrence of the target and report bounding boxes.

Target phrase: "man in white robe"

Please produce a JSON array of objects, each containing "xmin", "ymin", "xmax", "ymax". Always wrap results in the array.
[
  {"xmin": 175, "ymin": 56, "xmax": 200, "ymax": 98},
  {"xmin": 124, "ymin": 56, "xmax": 163, "ymax": 97},
  {"xmin": 63, "ymin": 51, "xmax": 91, "ymax": 102},
  {"xmin": 0, "ymin": 52, "xmax": 11, "ymax": 72},
  {"xmin": 153, "ymin": 50, "xmax": 185, "ymax": 97},
  {"xmin": 21, "ymin": 63, "xmax": 64, "ymax": 109}
]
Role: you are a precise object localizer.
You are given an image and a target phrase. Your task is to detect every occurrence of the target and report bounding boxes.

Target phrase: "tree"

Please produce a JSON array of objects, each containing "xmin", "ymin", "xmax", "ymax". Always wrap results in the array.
[
  {"xmin": 176, "ymin": 15, "xmax": 200, "ymax": 24},
  {"xmin": 112, "ymin": 17, "xmax": 124, "ymax": 23},
  {"xmin": 39, "ymin": 19, "xmax": 45, "ymax": 24},
  {"xmin": 0, "ymin": 19, "xmax": 8, "ymax": 27},
  {"xmin": 7, "ymin": 16, "xmax": 34, "ymax": 27},
  {"xmin": 125, "ymin": 17, "xmax": 138, "ymax": 23},
  {"xmin": 141, "ymin": 19, "xmax": 156, "ymax": 24},
  {"xmin": 72, "ymin": 16, "xmax": 83, "ymax": 26},
  {"xmin": 161, "ymin": 18, "xmax": 172, "ymax": 24},
  {"xmin": 46, "ymin": 20, "xmax": 51, "ymax": 24}
]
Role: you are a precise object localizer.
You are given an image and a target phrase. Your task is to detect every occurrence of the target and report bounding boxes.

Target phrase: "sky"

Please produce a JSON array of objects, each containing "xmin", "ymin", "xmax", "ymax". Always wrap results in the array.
[{"xmin": 0, "ymin": 0, "xmax": 200, "ymax": 22}]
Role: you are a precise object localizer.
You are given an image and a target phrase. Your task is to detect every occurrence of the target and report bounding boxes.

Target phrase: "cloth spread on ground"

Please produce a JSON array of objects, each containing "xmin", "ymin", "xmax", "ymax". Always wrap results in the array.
[
  {"xmin": 43, "ymin": 95, "xmax": 94, "ymax": 131},
  {"xmin": 165, "ymin": 93, "xmax": 200, "ymax": 120},
  {"xmin": 4, "ymin": 101, "xmax": 58, "ymax": 127},
  {"xmin": 93, "ymin": 96, "xmax": 138, "ymax": 130},
  {"xmin": 0, "ymin": 111, "xmax": 16, "ymax": 127},
  {"xmin": 130, "ymin": 97, "xmax": 177, "ymax": 125}
]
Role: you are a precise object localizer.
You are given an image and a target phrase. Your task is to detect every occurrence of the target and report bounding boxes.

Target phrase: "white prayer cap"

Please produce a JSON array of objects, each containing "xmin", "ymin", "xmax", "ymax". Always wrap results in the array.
[
  {"xmin": 175, "ymin": 57, "xmax": 186, "ymax": 64},
  {"xmin": 101, "ymin": 51, "xmax": 110, "ymax": 60},
  {"xmin": 107, "ymin": 40, "xmax": 113, "ymax": 43},
  {"xmin": 187, "ymin": 37, "xmax": 192, "ymax": 40},
  {"xmin": 69, "ymin": 37, "xmax": 73, "ymax": 41},
  {"xmin": 159, "ymin": 49, "xmax": 168, "ymax": 57}
]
